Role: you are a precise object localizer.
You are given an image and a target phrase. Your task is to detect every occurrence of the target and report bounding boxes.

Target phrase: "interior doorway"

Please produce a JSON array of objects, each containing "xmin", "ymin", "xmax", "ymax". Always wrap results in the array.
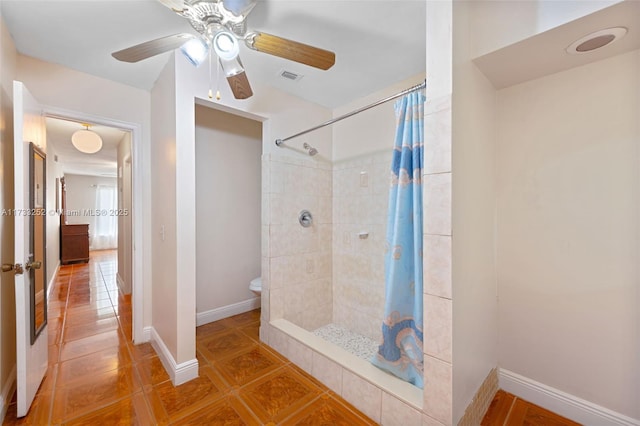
[
  {"xmin": 44, "ymin": 114, "xmax": 137, "ymax": 340},
  {"xmin": 194, "ymin": 104, "xmax": 263, "ymax": 326}
]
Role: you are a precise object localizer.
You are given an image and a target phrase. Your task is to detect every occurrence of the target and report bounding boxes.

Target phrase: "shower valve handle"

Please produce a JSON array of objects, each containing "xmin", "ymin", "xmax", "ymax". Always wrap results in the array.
[{"xmin": 299, "ymin": 210, "xmax": 313, "ymax": 228}]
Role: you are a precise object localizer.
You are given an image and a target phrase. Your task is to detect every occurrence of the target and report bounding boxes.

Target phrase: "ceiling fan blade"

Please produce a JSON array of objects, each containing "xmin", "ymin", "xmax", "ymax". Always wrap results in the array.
[
  {"xmin": 219, "ymin": 55, "xmax": 253, "ymax": 99},
  {"xmin": 222, "ymin": 0, "xmax": 257, "ymax": 17},
  {"xmin": 112, "ymin": 33, "xmax": 194, "ymax": 63},
  {"xmin": 157, "ymin": 0, "xmax": 185, "ymax": 12},
  {"xmin": 226, "ymin": 71, "xmax": 253, "ymax": 100},
  {"xmin": 246, "ymin": 32, "xmax": 335, "ymax": 70}
]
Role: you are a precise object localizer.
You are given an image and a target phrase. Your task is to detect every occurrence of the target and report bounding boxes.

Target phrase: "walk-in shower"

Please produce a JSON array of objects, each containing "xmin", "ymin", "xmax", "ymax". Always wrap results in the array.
[{"xmin": 265, "ymin": 77, "xmax": 428, "ymax": 412}]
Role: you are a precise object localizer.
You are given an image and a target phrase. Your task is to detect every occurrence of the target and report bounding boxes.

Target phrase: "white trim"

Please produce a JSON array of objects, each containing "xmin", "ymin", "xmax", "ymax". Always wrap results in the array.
[
  {"xmin": 196, "ymin": 298, "xmax": 260, "ymax": 327},
  {"xmin": 130, "ymin": 115, "xmax": 147, "ymax": 346},
  {"xmin": 116, "ymin": 273, "xmax": 125, "ymax": 294},
  {"xmin": 42, "ymin": 105, "xmax": 146, "ymax": 345},
  {"xmin": 149, "ymin": 327, "xmax": 198, "ymax": 386},
  {"xmin": 194, "ymin": 97, "xmax": 267, "ymax": 123},
  {"xmin": 46, "ymin": 261, "xmax": 59, "ymax": 301},
  {"xmin": 499, "ymin": 369, "xmax": 640, "ymax": 426},
  {"xmin": 0, "ymin": 366, "xmax": 16, "ymax": 424},
  {"xmin": 141, "ymin": 326, "xmax": 152, "ymax": 343}
]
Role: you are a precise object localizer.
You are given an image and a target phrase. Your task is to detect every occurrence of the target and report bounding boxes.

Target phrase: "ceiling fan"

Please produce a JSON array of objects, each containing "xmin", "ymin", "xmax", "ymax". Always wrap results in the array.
[{"xmin": 112, "ymin": 0, "xmax": 336, "ymax": 100}]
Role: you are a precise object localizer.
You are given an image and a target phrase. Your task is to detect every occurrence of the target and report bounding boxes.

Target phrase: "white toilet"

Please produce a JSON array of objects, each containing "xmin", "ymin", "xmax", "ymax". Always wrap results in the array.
[{"xmin": 249, "ymin": 277, "xmax": 262, "ymax": 295}]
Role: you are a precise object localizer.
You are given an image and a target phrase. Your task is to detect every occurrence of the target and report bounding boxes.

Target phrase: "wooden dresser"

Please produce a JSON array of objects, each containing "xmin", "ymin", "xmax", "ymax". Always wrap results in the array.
[
  {"xmin": 60, "ymin": 223, "xmax": 89, "ymax": 264},
  {"xmin": 59, "ymin": 177, "xmax": 90, "ymax": 264}
]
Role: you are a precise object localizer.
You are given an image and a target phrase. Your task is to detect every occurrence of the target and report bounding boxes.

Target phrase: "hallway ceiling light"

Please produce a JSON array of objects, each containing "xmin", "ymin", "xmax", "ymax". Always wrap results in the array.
[
  {"xmin": 71, "ymin": 124, "xmax": 103, "ymax": 154},
  {"xmin": 566, "ymin": 27, "xmax": 627, "ymax": 54}
]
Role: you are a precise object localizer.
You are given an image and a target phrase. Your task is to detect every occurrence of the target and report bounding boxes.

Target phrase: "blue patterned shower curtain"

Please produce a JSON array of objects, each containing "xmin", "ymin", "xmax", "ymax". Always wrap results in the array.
[{"xmin": 371, "ymin": 91, "xmax": 425, "ymax": 388}]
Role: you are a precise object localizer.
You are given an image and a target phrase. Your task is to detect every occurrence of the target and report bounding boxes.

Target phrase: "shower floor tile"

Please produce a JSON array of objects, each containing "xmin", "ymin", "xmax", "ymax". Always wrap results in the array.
[{"xmin": 313, "ymin": 323, "xmax": 379, "ymax": 360}]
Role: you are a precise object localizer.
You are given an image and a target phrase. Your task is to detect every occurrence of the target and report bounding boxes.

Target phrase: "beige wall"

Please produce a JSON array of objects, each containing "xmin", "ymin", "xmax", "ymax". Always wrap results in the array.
[
  {"xmin": 469, "ymin": 0, "xmax": 620, "ymax": 57},
  {"xmin": 496, "ymin": 50, "xmax": 640, "ymax": 419},
  {"xmin": 16, "ymin": 56, "xmax": 151, "ymax": 129},
  {"xmin": 194, "ymin": 105, "xmax": 262, "ymax": 315},
  {"xmin": 450, "ymin": 2, "xmax": 640, "ymax": 424},
  {"xmin": 117, "ymin": 133, "xmax": 132, "ymax": 294},
  {"xmin": 450, "ymin": 2, "xmax": 500, "ymax": 424},
  {"xmin": 150, "ymin": 56, "xmax": 179, "ymax": 362},
  {"xmin": 0, "ymin": 13, "xmax": 17, "ymax": 414},
  {"xmin": 166, "ymin": 50, "xmax": 335, "ymax": 367},
  {"xmin": 16, "ymin": 53, "xmax": 153, "ymax": 336},
  {"xmin": 146, "ymin": 48, "xmax": 335, "ymax": 370}
]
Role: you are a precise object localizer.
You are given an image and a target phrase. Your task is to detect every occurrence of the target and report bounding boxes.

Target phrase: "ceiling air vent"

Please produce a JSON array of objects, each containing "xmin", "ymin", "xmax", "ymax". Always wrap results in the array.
[{"xmin": 279, "ymin": 69, "xmax": 303, "ymax": 82}]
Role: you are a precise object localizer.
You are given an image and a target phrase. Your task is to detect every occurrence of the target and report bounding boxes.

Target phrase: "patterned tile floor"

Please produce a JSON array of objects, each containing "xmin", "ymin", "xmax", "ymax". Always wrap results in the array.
[
  {"xmin": 3, "ymin": 250, "xmax": 375, "ymax": 425},
  {"xmin": 2, "ymin": 250, "xmax": 580, "ymax": 425},
  {"xmin": 481, "ymin": 390, "xmax": 580, "ymax": 425}
]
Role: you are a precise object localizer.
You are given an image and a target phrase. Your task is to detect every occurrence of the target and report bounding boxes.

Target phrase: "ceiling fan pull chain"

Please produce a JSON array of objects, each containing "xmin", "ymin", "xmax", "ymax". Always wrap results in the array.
[
  {"xmin": 216, "ymin": 58, "xmax": 222, "ymax": 101},
  {"xmin": 208, "ymin": 44, "xmax": 214, "ymax": 99}
]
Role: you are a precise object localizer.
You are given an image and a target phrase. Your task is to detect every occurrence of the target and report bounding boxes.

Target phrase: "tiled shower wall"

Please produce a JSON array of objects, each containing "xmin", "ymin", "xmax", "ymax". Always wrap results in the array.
[
  {"xmin": 263, "ymin": 154, "xmax": 333, "ymax": 331},
  {"xmin": 332, "ymin": 151, "xmax": 391, "ymax": 340},
  {"xmin": 264, "ymin": 150, "xmax": 391, "ymax": 341}
]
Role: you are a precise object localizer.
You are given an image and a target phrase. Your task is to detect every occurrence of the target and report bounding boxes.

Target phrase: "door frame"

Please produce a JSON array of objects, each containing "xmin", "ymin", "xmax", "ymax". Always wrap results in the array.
[{"xmin": 43, "ymin": 106, "xmax": 146, "ymax": 343}]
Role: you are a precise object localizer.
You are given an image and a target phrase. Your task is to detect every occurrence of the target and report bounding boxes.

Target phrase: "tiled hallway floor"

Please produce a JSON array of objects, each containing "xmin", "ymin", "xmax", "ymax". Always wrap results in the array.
[
  {"xmin": 3, "ymin": 250, "xmax": 375, "ymax": 425},
  {"xmin": 481, "ymin": 390, "xmax": 580, "ymax": 426}
]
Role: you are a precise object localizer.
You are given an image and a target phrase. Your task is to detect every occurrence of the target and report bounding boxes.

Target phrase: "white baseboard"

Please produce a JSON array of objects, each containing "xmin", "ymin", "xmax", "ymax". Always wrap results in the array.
[
  {"xmin": 499, "ymin": 368, "xmax": 640, "ymax": 426},
  {"xmin": 0, "ymin": 365, "xmax": 16, "ymax": 424},
  {"xmin": 149, "ymin": 327, "xmax": 198, "ymax": 386},
  {"xmin": 116, "ymin": 273, "xmax": 131, "ymax": 295},
  {"xmin": 116, "ymin": 273, "xmax": 125, "ymax": 294},
  {"xmin": 196, "ymin": 298, "xmax": 260, "ymax": 327},
  {"xmin": 47, "ymin": 261, "xmax": 60, "ymax": 301},
  {"xmin": 141, "ymin": 326, "xmax": 152, "ymax": 343}
]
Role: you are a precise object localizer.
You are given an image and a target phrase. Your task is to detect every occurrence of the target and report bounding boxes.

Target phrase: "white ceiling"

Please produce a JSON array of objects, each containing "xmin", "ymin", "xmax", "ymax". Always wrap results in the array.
[
  {"xmin": 4, "ymin": 0, "xmax": 425, "ymax": 177},
  {"xmin": 1, "ymin": 0, "xmax": 427, "ymax": 109}
]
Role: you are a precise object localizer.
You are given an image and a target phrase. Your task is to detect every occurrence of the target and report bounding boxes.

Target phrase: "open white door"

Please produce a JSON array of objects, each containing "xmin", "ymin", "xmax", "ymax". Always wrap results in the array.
[{"xmin": 13, "ymin": 81, "xmax": 48, "ymax": 417}]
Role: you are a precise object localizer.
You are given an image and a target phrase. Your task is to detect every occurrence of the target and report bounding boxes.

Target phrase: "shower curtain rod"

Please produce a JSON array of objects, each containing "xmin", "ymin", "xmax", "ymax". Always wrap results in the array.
[{"xmin": 275, "ymin": 79, "xmax": 426, "ymax": 147}]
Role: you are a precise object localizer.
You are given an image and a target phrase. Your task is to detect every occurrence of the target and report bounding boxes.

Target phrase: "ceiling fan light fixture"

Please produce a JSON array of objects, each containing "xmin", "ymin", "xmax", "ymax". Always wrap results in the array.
[
  {"xmin": 213, "ymin": 31, "xmax": 239, "ymax": 61},
  {"xmin": 180, "ymin": 37, "xmax": 209, "ymax": 67},
  {"xmin": 71, "ymin": 125, "xmax": 103, "ymax": 154}
]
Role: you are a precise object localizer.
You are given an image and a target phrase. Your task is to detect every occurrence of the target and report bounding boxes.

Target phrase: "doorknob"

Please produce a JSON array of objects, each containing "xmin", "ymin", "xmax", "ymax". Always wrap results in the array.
[
  {"xmin": 25, "ymin": 260, "xmax": 42, "ymax": 271},
  {"xmin": 2, "ymin": 263, "xmax": 24, "ymax": 275}
]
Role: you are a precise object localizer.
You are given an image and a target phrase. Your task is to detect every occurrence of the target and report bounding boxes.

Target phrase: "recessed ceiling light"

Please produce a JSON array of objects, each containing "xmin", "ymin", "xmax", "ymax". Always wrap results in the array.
[{"xmin": 566, "ymin": 27, "xmax": 627, "ymax": 54}]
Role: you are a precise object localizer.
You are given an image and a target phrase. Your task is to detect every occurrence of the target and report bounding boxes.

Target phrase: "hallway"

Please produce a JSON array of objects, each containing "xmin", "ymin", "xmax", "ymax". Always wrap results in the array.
[{"xmin": 3, "ymin": 251, "xmax": 376, "ymax": 425}]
